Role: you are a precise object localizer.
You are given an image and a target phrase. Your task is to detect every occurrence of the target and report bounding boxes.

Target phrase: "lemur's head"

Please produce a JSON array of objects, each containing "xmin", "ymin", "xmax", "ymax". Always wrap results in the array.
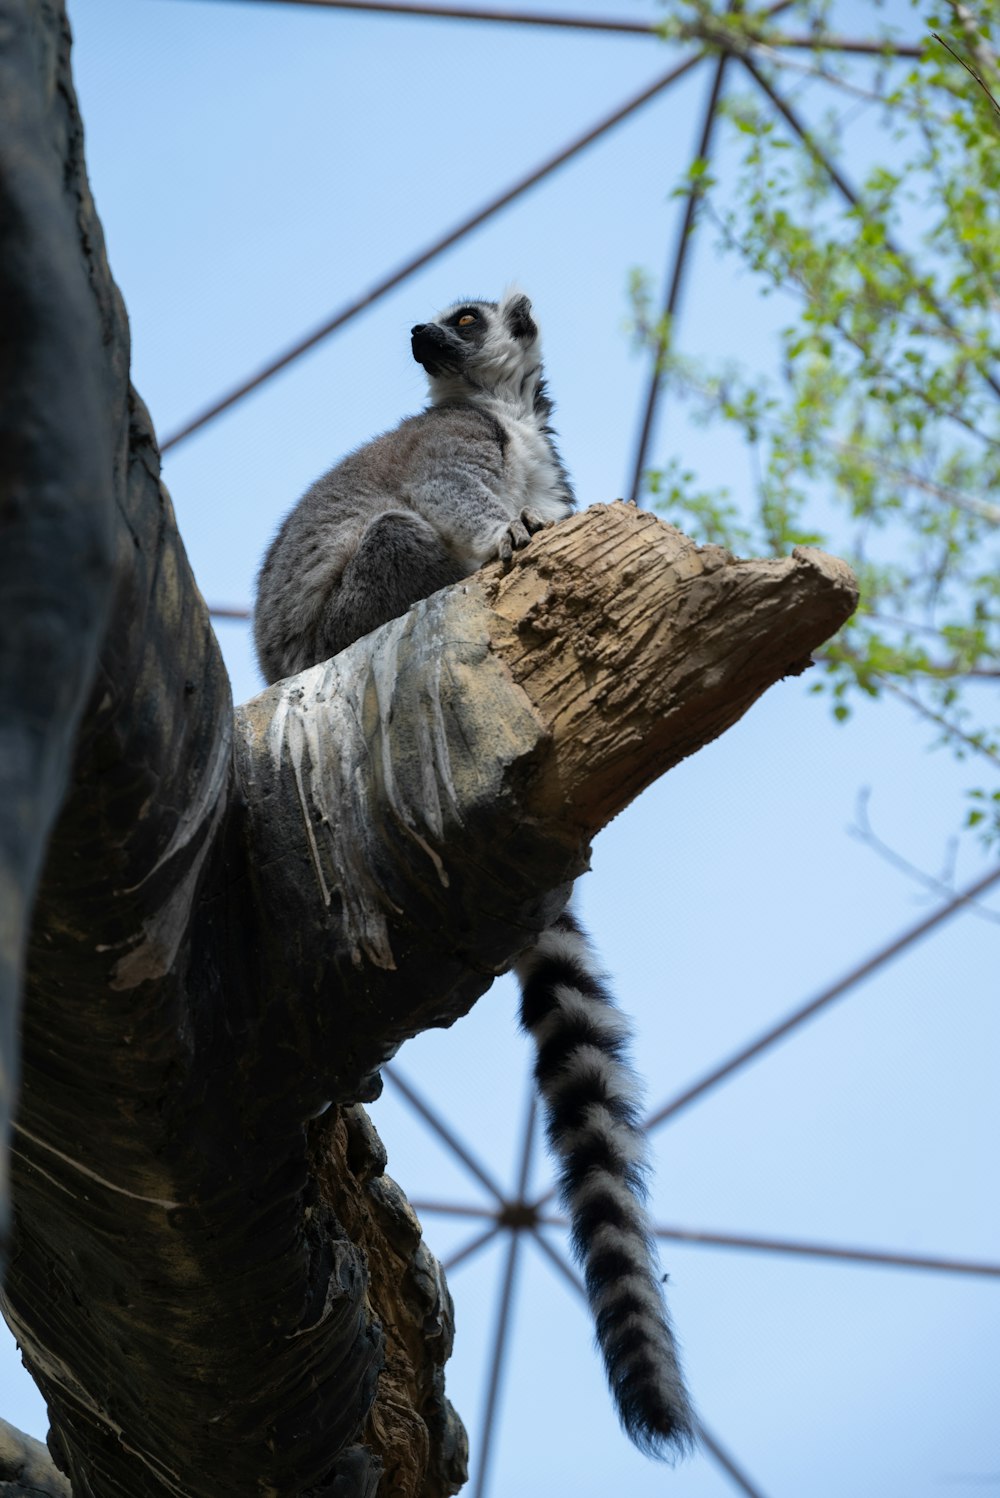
[{"xmin": 411, "ymin": 289, "xmax": 542, "ymax": 410}]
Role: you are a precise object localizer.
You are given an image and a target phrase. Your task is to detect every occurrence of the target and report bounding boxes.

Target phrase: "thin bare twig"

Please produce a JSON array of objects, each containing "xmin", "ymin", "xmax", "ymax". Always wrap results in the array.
[
  {"xmin": 933, "ymin": 31, "xmax": 1000, "ymax": 122},
  {"xmin": 935, "ymin": 0, "xmax": 1000, "ymax": 123},
  {"xmin": 850, "ymin": 788, "xmax": 1000, "ymax": 925},
  {"xmin": 875, "ymin": 679, "xmax": 1000, "ymax": 767}
]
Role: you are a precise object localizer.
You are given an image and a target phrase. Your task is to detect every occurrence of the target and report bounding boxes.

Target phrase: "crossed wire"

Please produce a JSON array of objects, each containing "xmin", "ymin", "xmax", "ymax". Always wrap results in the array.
[{"xmin": 159, "ymin": 4, "xmax": 997, "ymax": 1494}]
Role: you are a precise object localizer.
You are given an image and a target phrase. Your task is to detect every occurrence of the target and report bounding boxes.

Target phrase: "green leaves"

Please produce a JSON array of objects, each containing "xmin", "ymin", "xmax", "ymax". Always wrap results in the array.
[{"xmin": 637, "ymin": 0, "xmax": 999, "ymax": 841}]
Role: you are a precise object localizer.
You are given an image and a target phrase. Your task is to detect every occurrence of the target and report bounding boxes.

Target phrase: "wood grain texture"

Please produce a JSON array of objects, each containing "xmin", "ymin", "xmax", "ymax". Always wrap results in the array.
[{"xmin": 481, "ymin": 504, "xmax": 858, "ymax": 830}]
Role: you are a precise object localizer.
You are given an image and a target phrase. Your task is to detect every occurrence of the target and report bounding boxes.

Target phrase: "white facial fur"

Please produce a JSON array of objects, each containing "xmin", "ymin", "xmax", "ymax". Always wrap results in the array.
[{"xmin": 422, "ymin": 287, "xmax": 542, "ymax": 415}]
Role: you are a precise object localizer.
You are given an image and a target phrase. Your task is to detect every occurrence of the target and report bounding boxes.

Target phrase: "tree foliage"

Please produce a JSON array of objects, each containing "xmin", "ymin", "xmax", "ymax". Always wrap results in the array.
[{"xmin": 635, "ymin": 0, "xmax": 1000, "ymax": 844}]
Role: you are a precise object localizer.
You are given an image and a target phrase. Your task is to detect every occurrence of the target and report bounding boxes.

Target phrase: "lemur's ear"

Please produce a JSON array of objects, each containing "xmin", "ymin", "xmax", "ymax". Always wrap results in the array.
[{"xmin": 503, "ymin": 292, "xmax": 537, "ymax": 342}]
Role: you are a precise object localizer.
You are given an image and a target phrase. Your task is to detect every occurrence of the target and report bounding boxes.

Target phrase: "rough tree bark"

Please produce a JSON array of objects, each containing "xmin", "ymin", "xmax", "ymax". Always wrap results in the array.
[{"xmin": 0, "ymin": 2, "xmax": 858, "ymax": 1495}]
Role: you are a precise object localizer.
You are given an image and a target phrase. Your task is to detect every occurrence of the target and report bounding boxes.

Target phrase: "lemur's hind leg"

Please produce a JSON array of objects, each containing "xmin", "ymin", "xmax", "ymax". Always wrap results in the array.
[{"xmin": 318, "ymin": 511, "xmax": 465, "ymax": 659}]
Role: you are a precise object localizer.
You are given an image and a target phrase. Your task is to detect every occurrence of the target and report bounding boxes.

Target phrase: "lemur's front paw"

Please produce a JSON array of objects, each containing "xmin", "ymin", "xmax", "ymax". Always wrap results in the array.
[
  {"xmin": 494, "ymin": 521, "xmax": 525, "ymax": 564},
  {"xmin": 520, "ymin": 507, "xmax": 553, "ymax": 536},
  {"xmin": 494, "ymin": 509, "xmax": 553, "ymax": 564}
]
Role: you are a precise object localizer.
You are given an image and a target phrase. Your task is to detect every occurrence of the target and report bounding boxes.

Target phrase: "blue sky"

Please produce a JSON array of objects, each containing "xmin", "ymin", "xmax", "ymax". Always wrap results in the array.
[{"xmin": 4, "ymin": 3, "xmax": 998, "ymax": 1495}]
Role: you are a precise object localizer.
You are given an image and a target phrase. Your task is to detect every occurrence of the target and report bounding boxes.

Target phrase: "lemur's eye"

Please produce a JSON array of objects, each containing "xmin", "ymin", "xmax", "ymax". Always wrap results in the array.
[{"xmin": 457, "ymin": 313, "xmax": 476, "ymax": 326}]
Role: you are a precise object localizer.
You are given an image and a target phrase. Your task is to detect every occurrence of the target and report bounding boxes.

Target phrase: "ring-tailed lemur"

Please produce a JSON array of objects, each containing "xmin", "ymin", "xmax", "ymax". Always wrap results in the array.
[{"xmin": 253, "ymin": 290, "xmax": 694, "ymax": 1458}]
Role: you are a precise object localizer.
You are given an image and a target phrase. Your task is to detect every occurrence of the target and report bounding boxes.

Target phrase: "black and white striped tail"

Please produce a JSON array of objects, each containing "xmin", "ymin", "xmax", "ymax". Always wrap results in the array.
[{"xmin": 516, "ymin": 908, "xmax": 694, "ymax": 1458}]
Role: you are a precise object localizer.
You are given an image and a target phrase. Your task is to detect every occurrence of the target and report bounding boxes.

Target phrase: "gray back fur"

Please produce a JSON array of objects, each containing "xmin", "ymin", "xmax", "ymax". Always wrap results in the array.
[{"xmin": 254, "ymin": 289, "xmax": 574, "ymax": 683}]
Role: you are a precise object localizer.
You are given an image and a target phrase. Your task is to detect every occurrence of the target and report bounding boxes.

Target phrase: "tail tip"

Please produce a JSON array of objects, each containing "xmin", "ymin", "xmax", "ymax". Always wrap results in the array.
[
  {"xmin": 623, "ymin": 1402, "xmax": 697, "ymax": 1463},
  {"xmin": 614, "ymin": 1367, "xmax": 697, "ymax": 1462}
]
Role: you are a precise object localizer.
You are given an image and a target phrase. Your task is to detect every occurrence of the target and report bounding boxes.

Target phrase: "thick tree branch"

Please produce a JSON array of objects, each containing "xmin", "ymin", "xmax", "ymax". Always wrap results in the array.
[{"xmin": 236, "ymin": 504, "xmax": 857, "ymax": 1104}]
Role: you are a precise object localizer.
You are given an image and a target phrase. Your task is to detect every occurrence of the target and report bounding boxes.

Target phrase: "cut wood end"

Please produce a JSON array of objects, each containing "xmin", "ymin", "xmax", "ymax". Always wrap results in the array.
[
  {"xmin": 789, "ymin": 543, "xmax": 860, "ymax": 603},
  {"xmin": 726, "ymin": 542, "xmax": 860, "ymax": 641},
  {"xmin": 476, "ymin": 503, "xmax": 859, "ymax": 834}
]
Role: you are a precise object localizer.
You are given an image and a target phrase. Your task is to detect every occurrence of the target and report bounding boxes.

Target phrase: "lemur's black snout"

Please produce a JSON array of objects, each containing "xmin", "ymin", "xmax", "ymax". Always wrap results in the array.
[{"xmin": 411, "ymin": 322, "xmax": 451, "ymax": 370}]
